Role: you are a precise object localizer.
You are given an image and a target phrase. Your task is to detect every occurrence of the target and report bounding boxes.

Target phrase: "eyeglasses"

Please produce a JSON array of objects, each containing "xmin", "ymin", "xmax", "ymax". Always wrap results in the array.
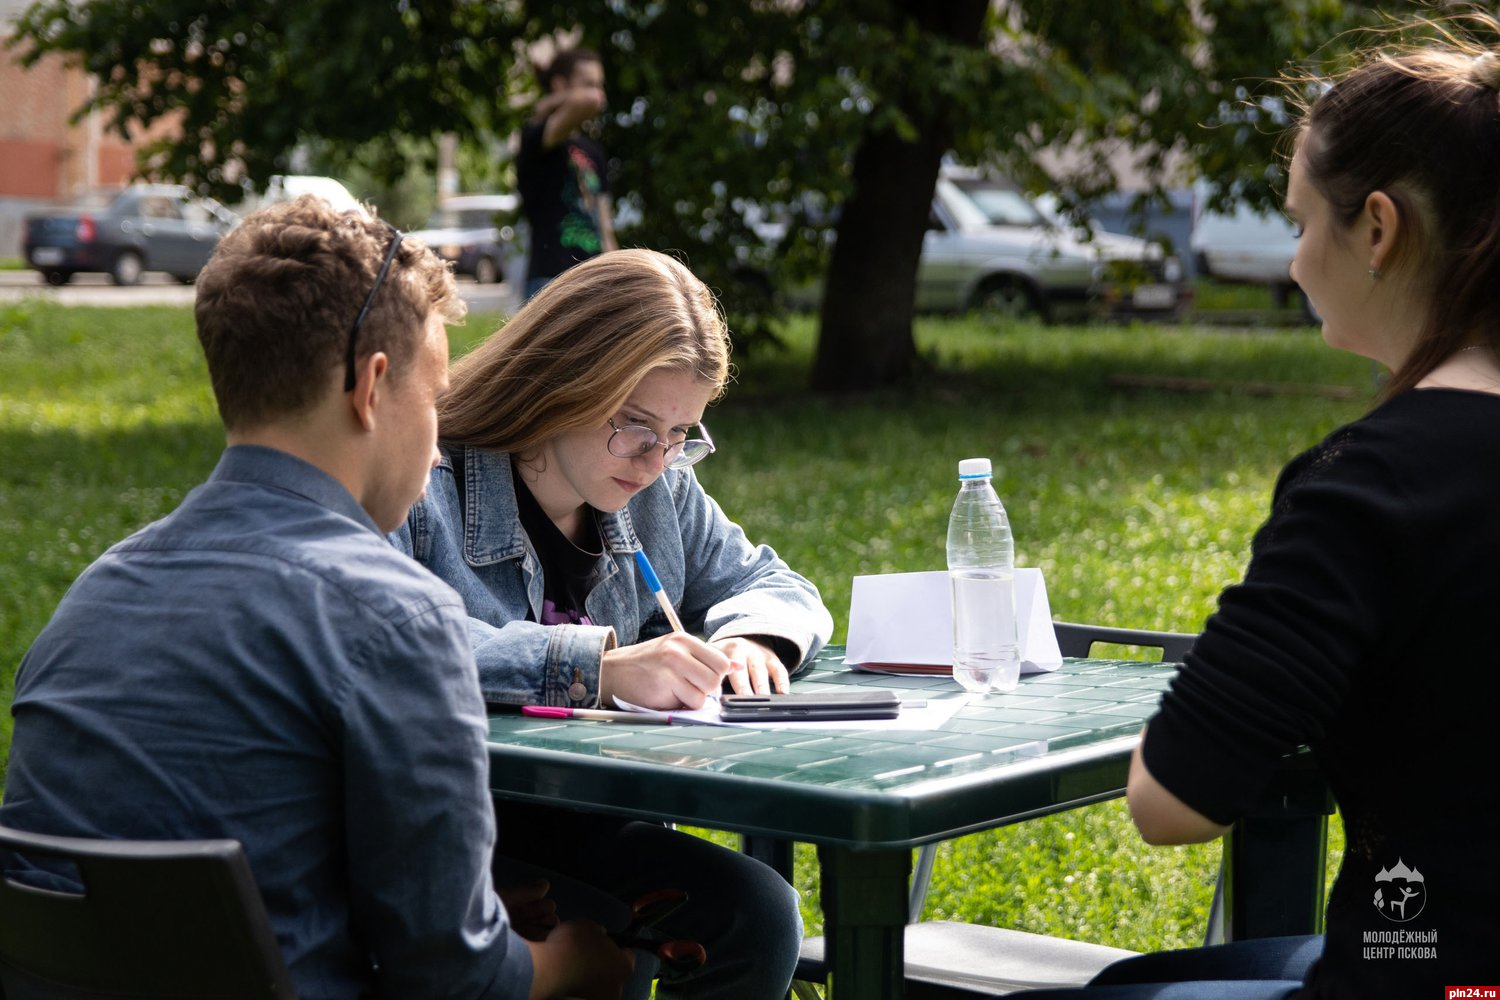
[
  {"xmin": 607, "ymin": 418, "xmax": 716, "ymax": 469},
  {"xmin": 344, "ymin": 226, "xmax": 404, "ymax": 392}
]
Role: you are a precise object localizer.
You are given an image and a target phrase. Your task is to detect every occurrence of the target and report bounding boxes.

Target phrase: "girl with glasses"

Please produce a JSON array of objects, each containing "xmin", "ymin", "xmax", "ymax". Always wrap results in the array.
[{"xmin": 394, "ymin": 247, "xmax": 830, "ymax": 999}]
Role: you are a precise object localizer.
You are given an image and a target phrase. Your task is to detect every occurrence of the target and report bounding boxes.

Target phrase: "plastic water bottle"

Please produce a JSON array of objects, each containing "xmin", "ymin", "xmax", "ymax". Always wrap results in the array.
[{"xmin": 946, "ymin": 458, "xmax": 1019, "ymax": 694}]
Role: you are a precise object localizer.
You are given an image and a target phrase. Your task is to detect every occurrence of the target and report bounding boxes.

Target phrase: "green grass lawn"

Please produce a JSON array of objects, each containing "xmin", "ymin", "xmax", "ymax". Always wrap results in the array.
[{"xmin": 0, "ymin": 299, "xmax": 1366, "ymax": 953}]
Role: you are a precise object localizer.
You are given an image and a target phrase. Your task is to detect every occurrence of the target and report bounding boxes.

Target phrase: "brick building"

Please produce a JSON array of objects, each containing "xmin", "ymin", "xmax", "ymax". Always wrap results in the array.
[{"xmin": 0, "ymin": 0, "xmax": 168, "ymax": 255}]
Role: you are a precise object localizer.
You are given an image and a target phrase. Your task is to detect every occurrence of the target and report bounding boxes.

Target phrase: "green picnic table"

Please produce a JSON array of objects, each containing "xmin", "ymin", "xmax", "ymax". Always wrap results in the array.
[{"xmin": 485, "ymin": 646, "xmax": 1328, "ymax": 998}]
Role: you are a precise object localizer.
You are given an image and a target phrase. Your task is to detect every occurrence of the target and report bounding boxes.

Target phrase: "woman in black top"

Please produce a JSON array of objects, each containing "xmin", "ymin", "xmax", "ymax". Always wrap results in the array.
[{"xmin": 1019, "ymin": 13, "xmax": 1500, "ymax": 1000}]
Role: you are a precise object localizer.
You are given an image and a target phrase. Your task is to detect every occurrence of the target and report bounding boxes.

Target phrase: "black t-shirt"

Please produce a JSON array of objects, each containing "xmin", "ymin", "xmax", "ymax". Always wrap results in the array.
[
  {"xmin": 1144, "ymin": 388, "xmax": 1500, "ymax": 998},
  {"xmin": 511, "ymin": 462, "xmax": 601, "ymax": 626},
  {"xmin": 516, "ymin": 119, "xmax": 610, "ymax": 283}
]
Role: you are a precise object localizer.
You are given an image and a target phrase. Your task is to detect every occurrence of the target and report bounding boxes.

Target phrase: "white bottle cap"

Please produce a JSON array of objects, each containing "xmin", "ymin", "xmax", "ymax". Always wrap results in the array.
[{"xmin": 958, "ymin": 457, "xmax": 992, "ymax": 479}]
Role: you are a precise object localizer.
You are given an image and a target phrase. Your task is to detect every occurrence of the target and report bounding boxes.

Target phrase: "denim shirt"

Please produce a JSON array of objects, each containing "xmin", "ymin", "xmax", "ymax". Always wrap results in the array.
[
  {"xmin": 393, "ymin": 445, "xmax": 833, "ymax": 706},
  {"xmin": 3, "ymin": 446, "xmax": 531, "ymax": 1000}
]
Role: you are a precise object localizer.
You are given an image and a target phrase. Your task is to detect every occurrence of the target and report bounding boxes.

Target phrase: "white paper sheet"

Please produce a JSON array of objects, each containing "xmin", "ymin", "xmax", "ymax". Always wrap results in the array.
[{"xmin": 843, "ymin": 568, "xmax": 1062, "ymax": 674}]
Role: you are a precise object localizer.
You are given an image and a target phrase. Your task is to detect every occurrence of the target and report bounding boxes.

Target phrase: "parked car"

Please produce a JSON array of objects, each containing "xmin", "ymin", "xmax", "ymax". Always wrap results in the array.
[
  {"xmin": 1078, "ymin": 187, "xmax": 1196, "ymax": 278},
  {"xmin": 923, "ymin": 168, "xmax": 1188, "ymax": 321},
  {"xmin": 23, "ymin": 184, "xmax": 239, "ymax": 286},
  {"xmin": 1190, "ymin": 180, "xmax": 1312, "ymax": 314},
  {"xmin": 408, "ymin": 194, "xmax": 520, "ymax": 284},
  {"xmin": 757, "ymin": 170, "xmax": 1187, "ymax": 320}
]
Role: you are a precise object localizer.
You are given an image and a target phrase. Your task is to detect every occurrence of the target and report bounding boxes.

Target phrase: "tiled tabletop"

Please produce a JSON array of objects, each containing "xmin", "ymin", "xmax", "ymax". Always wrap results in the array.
[{"xmin": 486, "ymin": 646, "xmax": 1176, "ymax": 848}]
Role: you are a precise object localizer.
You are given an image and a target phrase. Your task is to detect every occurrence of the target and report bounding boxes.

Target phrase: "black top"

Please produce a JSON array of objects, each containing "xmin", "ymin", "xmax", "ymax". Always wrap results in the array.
[
  {"xmin": 1144, "ymin": 388, "xmax": 1500, "ymax": 998},
  {"xmin": 516, "ymin": 119, "xmax": 610, "ymax": 283},
  {"xmin": 512, "ymin": 462, "xmax": 601, "ymax": 626}
]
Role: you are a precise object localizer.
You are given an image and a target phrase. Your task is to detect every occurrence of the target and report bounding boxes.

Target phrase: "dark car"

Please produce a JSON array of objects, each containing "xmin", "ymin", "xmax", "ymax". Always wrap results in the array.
[{"xmin": 23, "ymin": 184, "xmax": 239, "ymax": 286}]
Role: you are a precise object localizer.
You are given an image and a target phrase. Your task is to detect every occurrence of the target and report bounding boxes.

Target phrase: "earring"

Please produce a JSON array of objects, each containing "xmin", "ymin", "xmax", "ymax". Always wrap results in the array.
[{"xmin": 1368, "ymin": 267, "xmax": 1381, "ymax": 280}]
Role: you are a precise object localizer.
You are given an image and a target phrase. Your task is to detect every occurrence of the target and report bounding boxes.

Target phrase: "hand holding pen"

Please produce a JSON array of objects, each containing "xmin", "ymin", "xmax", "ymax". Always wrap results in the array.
[
  {"xmin": 597, "ymin": 549, "xmax": 732, "ymax": 710},
  {"xmin": 632, "ymin": 548, "xmax": 789, "ymax": 695},
  {"xmin": 621, "ymin": 548, "xmax": 788, "ymax": 699}
]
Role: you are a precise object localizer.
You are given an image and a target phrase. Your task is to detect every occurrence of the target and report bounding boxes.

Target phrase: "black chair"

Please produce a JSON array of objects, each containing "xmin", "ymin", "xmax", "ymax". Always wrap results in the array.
[
  {"xmin": 1051, "ymin": 621, "xmax": 1196, "ymax": 663},
  {"xmin": 792, "ymin": 621, "xmax": 1198, "ymax": 1000},
  {"xmin": 0, "ymin": 823, "xmax": 297, "ymax": 999}
]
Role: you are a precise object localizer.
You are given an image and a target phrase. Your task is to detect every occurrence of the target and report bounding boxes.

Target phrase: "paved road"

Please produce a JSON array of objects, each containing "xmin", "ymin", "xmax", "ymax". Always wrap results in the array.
[{"xmin": 0, "ymin": 270, "xmax": 517, "ymax": 314}]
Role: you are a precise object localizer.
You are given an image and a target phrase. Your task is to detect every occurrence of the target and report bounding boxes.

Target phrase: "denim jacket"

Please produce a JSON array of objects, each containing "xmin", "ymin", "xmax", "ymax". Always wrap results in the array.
[{"xmin": 393, "ymin": 445, "xmax": 833, "ymax": 707}]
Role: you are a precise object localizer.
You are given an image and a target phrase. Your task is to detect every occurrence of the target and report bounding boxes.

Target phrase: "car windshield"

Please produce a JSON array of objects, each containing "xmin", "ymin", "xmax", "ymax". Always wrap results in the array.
[{"xmin": 949, "ymin": 180, "xmax": 1046, "ymax": 228}]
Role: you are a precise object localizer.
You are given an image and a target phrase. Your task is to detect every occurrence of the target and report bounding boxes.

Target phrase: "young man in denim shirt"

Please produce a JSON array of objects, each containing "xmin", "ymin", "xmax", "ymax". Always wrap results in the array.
[{"xmin": 2, "ymin": 198, "xmax": 631, "ymax": 1000}]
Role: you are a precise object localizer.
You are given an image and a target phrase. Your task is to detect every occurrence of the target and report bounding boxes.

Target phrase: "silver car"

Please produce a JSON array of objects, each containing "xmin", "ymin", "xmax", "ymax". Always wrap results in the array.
[{"xmin": 921, "ymin": 169, "xmax": 1187, "ymax": 320}]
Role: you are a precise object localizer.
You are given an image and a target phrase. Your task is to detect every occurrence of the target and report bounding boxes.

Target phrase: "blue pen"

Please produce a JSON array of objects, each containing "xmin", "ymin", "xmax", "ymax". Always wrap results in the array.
[{"xmin": 633, "ymin": 549, "xmax": 686, "ymax": 633}]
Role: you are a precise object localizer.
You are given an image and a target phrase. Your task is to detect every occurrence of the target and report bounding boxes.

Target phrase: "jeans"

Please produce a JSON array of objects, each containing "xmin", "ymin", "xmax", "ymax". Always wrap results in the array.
[
  {"xmin": 495, "ymin": 801, "xmax": 803, "ymax": 1000},
  {"xmin": 1014, "ymin": 935, "xmax": 1323, "ymax": 1000}
]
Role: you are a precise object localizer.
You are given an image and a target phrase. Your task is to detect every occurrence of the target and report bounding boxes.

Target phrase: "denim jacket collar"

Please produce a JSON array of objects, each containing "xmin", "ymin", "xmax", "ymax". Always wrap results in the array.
[{"xmin": 451, "ymin": 445, "xmax": 642, "ymax": 566}]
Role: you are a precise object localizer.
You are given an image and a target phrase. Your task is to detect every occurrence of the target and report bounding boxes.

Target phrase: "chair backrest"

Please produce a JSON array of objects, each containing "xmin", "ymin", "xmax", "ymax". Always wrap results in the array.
[
  {"xmin": 0, "ymin": 824, "xmax": 297, "ymax": 1000},
  {"xmin": 1052, "ymin": 620, "xmax": 1197, "ymax": 663}
]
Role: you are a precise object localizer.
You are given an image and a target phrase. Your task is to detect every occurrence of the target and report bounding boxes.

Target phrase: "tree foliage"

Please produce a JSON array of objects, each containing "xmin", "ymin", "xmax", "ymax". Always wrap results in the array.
[{"xmin": 10, "ymin": 0, "xmax": 1410, "ymax": 386}]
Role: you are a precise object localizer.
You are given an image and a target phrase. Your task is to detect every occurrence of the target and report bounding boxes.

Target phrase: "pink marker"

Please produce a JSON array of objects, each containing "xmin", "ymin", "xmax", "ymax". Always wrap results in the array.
[{"xmin": 522, "ymin": 705, "xmax": 674, "ymax": 724}]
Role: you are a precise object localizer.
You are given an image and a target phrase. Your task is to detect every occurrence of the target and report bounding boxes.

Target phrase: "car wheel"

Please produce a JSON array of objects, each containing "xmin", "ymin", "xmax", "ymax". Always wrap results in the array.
[
  {"xmin": 42, "ymin": 269, "xmax": 73, "ymax": 286},
  {"xmin": 971, "ymin": 276, "xmax": 1044, "ymax": 322},
  {"xmin": 473, "ymin": 256, "xmax": 501, "ymax": 285},
  {"xmin": 111, "ymin": 250, "xmax": 145, "ymax": 287}
]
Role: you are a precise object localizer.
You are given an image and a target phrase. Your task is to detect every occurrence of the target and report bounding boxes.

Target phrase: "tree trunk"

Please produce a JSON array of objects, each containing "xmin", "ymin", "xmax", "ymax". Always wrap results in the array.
[
  {"xmin": 809, "ymin": 0, "xmax": 988, "ymax": 392},
  {"xmin": 810, "ymin": 130, "xmax": 947, "ymax": 391}
]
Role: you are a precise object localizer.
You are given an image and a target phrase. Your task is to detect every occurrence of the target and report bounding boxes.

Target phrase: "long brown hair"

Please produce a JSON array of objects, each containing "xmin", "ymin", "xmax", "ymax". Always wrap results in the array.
[
  {"xmin": 1288, "ymin": 13, "xmax": 1500, "ymax": 396},
  {"xmin": 439, "ymin": 249, "xmax": 731, "ymax": 454}
]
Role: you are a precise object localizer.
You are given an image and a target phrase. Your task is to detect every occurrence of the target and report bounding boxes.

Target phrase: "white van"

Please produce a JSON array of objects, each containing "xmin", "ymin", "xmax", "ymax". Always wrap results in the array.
[
  {"xmin": 1189, "ymin": 181, "xmax": 1312, "ymax": 315},
  {"xmin": 258, "ymin": 176, "xmax": 369, "ymax": 218}
]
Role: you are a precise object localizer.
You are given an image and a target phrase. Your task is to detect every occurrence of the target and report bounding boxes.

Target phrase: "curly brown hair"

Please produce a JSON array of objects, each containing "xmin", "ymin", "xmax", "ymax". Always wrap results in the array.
[{"xmin": 194, "ymin": 196, "xmax": 464, "ymax": 430}]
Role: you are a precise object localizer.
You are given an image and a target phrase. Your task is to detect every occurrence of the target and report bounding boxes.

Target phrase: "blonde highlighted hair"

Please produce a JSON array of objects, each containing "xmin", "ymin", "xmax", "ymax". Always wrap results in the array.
[{"xmin": 439, "ymin": 249, "xmax": 731, "ymax": 453}]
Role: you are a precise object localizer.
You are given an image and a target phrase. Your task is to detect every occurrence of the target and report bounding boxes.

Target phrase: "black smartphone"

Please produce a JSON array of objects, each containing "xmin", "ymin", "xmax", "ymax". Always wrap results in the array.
[{"xmin": 719, "ymin": 690, "xmax": 901, "ymax": 722}]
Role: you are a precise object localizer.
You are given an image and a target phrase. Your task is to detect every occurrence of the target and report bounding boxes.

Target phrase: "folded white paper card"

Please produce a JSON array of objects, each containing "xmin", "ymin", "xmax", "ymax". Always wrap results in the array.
[{"xmin": 844, "ymin": 568, "xmax": 1063, "ymax": 674}]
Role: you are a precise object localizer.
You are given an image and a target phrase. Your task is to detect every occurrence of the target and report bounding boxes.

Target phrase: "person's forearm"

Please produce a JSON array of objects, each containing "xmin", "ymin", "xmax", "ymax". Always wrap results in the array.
[
  {"xmin": 1125, "ymin": 733, "xmax": 1232, "ymax": 845},
  {"xmin": 526, "ymin": 922, "xmax": 633, "ymax": 999},
  {"xmin": 526, "ymin": 939, "xmax": 563, "ymax": 1000},
  {"xmin": 471, "ymin": 617, "xmax": 615, "ymax": 706},
  {"xmin": 541, "ymin": 87, "xmax": 606, "ymax": 148},
  {"xmin": 531, "ymin": 90, "xmax": 567, "ymax": 122}
]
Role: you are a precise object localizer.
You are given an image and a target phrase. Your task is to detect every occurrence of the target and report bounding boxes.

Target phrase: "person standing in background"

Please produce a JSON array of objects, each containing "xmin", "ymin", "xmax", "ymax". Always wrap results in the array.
[{"xmin": 517, "ymin": 46, "xmax": 619, "ymax": 299}]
